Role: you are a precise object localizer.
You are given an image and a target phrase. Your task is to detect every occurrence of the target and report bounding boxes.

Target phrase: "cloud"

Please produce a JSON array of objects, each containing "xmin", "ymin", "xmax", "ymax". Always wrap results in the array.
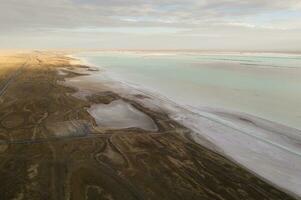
[
  {"xmin": 0, "ymin": 0, "xmax": 301, "ymax": 50},
  {"xmin": 1, "ymin": 0, "xmax": 300, "ymax": 30}
]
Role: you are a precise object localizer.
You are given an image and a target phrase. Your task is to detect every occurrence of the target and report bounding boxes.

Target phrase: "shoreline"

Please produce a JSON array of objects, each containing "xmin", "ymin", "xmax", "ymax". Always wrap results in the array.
[{"xmin": 67, "ymin": 53, "xmax": 301, "ymax": 199}]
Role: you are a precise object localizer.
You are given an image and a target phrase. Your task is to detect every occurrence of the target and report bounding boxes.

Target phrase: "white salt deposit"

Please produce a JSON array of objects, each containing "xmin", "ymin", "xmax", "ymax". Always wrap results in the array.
[{"xmin": 68, "ymin": 52, "xmax": 301, "ymax": 198}]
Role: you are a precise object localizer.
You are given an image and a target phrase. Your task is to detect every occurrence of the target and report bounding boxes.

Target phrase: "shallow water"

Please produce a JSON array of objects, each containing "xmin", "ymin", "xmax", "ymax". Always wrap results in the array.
[
  {"xmin": 87, "ymin": 100, "xmax": 157, "ymax": 131},
  {"xmin": 77, "ymin": 52, "xmax": 301, "ymax": 130}
]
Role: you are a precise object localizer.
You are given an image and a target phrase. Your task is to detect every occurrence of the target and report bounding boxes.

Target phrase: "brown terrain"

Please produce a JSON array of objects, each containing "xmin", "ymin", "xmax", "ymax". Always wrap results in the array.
[{"xmin": 0, "ymin": 51, "xmax": 297, "ymax": 200}]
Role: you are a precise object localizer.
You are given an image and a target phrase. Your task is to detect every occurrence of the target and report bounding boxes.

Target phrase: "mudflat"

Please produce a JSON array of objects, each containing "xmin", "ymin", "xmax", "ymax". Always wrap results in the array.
[{"xmin": 0, "ymin": 51, "xmax": 296, "ymax": 200}]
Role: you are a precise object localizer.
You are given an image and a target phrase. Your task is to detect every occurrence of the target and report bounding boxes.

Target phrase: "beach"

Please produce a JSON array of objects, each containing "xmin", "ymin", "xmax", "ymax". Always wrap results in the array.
[{"xmin": 0, "ymin": 51, "xmax": 298, "ymax": 200}]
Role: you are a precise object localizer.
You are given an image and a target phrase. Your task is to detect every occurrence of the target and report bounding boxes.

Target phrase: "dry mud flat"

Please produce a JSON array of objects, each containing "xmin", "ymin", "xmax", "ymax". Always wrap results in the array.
[{"xmin": 0, "ymin": 52, "xmax": 297, "ymax": 200}]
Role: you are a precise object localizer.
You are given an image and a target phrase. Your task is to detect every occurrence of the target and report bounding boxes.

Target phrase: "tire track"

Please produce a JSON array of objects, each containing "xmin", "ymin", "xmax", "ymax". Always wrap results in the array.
[{"xmin": 0, "ymin": 63, "xmax": 28, "ymax": 98}]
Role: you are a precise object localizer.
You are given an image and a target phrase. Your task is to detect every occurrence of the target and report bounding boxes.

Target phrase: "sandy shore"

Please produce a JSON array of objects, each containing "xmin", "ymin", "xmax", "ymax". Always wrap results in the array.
[{"xmin": 0, "ymin": 51, "xmax": 298, "ymax": 200}]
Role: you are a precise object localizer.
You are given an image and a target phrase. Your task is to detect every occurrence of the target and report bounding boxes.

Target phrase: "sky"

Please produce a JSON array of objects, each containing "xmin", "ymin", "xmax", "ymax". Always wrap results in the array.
[{"xmin": 1, "ymin": 0, "xmax": 301, "ymax": 51}]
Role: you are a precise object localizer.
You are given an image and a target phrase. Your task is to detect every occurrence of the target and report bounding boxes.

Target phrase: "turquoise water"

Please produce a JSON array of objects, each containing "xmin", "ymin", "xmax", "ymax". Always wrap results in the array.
[{"xmin": 78, "ymin": 52, "xmax": 301, "ymax": 130}]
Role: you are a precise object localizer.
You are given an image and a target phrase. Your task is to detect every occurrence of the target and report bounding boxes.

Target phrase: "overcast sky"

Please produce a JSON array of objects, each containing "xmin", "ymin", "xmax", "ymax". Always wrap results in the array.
[{"xmin": 1, "ymin": 0, "xmax": 301, "ymax": 51}]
